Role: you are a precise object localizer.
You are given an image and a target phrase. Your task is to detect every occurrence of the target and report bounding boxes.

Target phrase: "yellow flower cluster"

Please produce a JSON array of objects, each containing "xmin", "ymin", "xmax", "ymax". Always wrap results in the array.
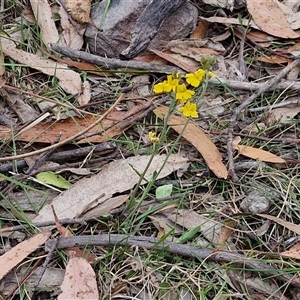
[
  {"xmin": 148, "ymin": 131, "xmax": 159, "ymax": 143},
  {"xmin": 153, "ymin": 69, "xmax": 215, "ymax": 119}
]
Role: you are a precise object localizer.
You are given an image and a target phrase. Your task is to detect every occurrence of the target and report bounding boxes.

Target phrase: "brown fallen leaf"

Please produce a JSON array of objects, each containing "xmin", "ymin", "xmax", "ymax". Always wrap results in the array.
[
  {"xmin": 58, "ymin": 2, "xmax": 85, "ymax": 50},
  {"xmin": 232, "ymin": 143, "xmax": 286, "ymax": 164},
  {"xmin": 0, "ymin": 101, "xmax": 150, "ymax": 144},
  {"xmin": 30, "ymin": 0, "xmax": 63, "ymax": 48},
  {"xmin": 58, "ymin": 257, "xmax": 99, "ymax": 300},
  {"xmin": 254, "ymin": 55, "xmax": 291, "ymax": 65},
  {"xmin": 1, "ymin": 43, "xmax": 82, "ymax": 96},
  {"xmin": 0, "ymin": 232, "xmax": 51, "ymax": 280},
  {"xmin": 281, "ymin": 242, "xmax": 300, "ymax": 260},
  {"xmin": 154, "ymin": 106, "xmax": 228, "ymax": 179},
  {"xmin": 247, "ymin": 0, "xmax": 299, "ymax": 39},
  {"xmin": 190, "ymin": 20, "xmax": 209, "ymax": 39},
  {"xmin": 149, "ymin": 49, "xmax": 196, "ymax": 73},
  {"xmin": 267, "ymin": 106, "xmax": 300, "ymax": 125},
  {"xmin": 216, "ymin": 219, "xmax": 237, "ymax": 250},
  {"xmin": 246, "ymin": 30, "xmax": 279, "ymax": 43}
]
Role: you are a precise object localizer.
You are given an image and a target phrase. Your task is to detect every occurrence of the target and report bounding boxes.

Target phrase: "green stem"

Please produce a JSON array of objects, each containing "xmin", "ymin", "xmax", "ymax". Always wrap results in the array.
[
  {"xmin": 195, "ymin": 71, "xmax": 210, "ymax": 107},
  {"xmin": 124, "ymin": 97, "xmax": 186, "ymax": 232}
]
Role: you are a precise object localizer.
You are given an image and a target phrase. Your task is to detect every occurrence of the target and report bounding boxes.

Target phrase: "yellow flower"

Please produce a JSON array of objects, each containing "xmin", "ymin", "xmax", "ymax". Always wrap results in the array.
[
  {"xmin": 165, "ymin": 75, "xmax": 179, "ymax": 92},
  {"xmin": 153, "ymin": 75, "xmax": 179, "ymax": 94},
  {"xmin": 178, "ymin": 101, "xmax": 199, "ymax": 118},
  {"xmin": 148, "ymin": 131, "xmax": 159, "ymax": 143},
  {"xmin": 153, "ymin": 81, "xmax": 167, "ymax": 94},
  {"xmin": 186, "ymin": 69, "xmax": 206, "ymax": 87},
  {"xmin": 175, "ymin": 84, "xmax": 195, "ymax": 102}
]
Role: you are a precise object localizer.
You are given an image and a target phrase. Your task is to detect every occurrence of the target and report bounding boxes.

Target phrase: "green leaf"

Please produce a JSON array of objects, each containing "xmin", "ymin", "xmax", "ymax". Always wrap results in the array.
[
  {"xmin": 36, "ymin": 171, "xmax": 72, "ymax": 189},
  {"xmin": 155, "ymin": 184, "xmax": 173, "ymax": 199}
]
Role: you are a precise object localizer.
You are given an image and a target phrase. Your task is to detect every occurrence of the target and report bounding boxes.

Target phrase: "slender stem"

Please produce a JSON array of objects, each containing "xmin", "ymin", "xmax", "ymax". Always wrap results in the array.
[{"xmin": 195, "ymin": 72, "xmax": 210, "ymax": 107}]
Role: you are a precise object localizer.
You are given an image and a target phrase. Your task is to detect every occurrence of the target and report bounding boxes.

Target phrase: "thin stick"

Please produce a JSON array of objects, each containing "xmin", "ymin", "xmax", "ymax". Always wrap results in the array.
[
  {"xmin": 208, "ymin": 78, "xmax": 300, "ymax": 91},
  {"xmin": 45, "ymin": 233, "xmax": 300, "ymax": 289},
  {"xmin": 227, "ymin": 58, "xmax": 300, "ymax": 181},
  {"xmin": 0, "ymin": 218, "xmax": 87, "ymax": 233},
  {"xmin": 51, "ymin": 43, "xmax": 181, "ymax": 73},
  {"xmin": 0, "ymin": 94, "xmax": 123, "ymax": 162}
]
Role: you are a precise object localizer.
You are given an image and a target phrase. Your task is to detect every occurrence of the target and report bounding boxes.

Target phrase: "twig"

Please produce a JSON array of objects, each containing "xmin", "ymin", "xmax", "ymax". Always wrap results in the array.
[
  {"xmin": 0, "ymin": 218, "xmax": 87, "ymax": 233},
  {"xmin": 227, "ymin": 58, "xmax": 300, "ymax": 181},
  {"xmin": 0, "ymin": 94, "xmax": 123, "ymax": 162},
  {"xmin": 45, "ymin": 233, "xmax": 300, "ymax": 289},
  {"xmin": 0, "ymin": 142, "xmax": 116, "ymax": 173},
  {"xmin": 209, "ymin": 77, "xmax": 300, "ymax": 91},
  {"xmin": 50, "ymin": 43, "xmax": 181, "ymax": 73},
  {"xmin": 238, "ymin": 27, "xmax": 247, "ymax": 81},
  {"xmin": 74, "ymin": 96, "xmax": 169, "ymax": 141},
  {"xmin": 248, "ymin": 97, "xmax": 300, "ymax": 112}
]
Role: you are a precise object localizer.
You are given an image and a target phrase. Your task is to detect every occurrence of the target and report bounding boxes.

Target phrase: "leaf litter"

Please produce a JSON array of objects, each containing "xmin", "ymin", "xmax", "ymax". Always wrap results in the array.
[{"xmin": 2, "ymin": 0, "xmax": 300, "ymax": 299}]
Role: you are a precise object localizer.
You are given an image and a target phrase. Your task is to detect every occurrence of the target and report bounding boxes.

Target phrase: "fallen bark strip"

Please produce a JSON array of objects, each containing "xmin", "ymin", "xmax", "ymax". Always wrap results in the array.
[
  {"xmin": 45, "ymin": 234, "xmax": 300, "ymax": 288},
  {"xmin": 50, "ymin": 44, "xmax": 181, "ymax": 73},
  {"xmin": 120, "ymin": 0, "xmax": 185, "ymax": 60}
]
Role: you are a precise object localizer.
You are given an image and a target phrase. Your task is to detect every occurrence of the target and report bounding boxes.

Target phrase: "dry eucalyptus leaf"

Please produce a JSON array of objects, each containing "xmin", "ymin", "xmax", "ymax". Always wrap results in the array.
[
  {"xmin": 0, "ymin": 232, "xmax": 51, "ymax": 280},
  {"xmin": 281, "ymin": 242, "xmax": 300, "ymax": 260},
  {"xmin": 1, "ymin": 43, "xmax": 82, "ymax": 96},
  {"xmin": 232, "ymin": 137, "xmax": 286, "ymax": 163},
  {"xmin": 247, "ymin": 0, "xmax": 299, "ymax": 38},
  {"xmin": 267, "ymin": 106, "xmax": 300, "ymax": 125},
  {"xmin": 233, "ymin": 144, "xmax": 286, "ymax": 163},
  {"xmin": 30, "ymin": 0, "xmax": 63, "ymax": 48},
  {"xmin": 259, "ymin": 213, "xmax": 300, "ymax": 236},
  {"xmin": 32, "ymin": 154, "xmax": 189, "ymax": 223},
  {"xmin": 58, "ymin": 2, "xmax": 85, "ymax": 49},
  {"xmin": 58, "ymin": 257, "xmax": 99, "ymax": 300}
]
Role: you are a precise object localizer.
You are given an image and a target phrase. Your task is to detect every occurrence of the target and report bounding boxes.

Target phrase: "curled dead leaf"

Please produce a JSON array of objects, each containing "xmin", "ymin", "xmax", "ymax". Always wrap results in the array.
[{"xmin": 65, "ymin": 0, "xmax": 91, "ymax": 24}]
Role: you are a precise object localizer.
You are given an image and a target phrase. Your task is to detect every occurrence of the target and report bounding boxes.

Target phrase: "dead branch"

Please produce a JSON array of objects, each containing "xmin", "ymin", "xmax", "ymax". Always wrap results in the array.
[
  {"xmin": 209, "ymin": 78, "xmax": 300, "ymax": 91},
  {"xmin": 0, "ymin": 142, "xmax": 116, "ymax": 173},
  {"xmin": 45, "ymin": 233, "xmax": 300, "ymax": 289},
  {"xmin": 50, "ymin": 43, "xmax": 181, "ymax": 73}
]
